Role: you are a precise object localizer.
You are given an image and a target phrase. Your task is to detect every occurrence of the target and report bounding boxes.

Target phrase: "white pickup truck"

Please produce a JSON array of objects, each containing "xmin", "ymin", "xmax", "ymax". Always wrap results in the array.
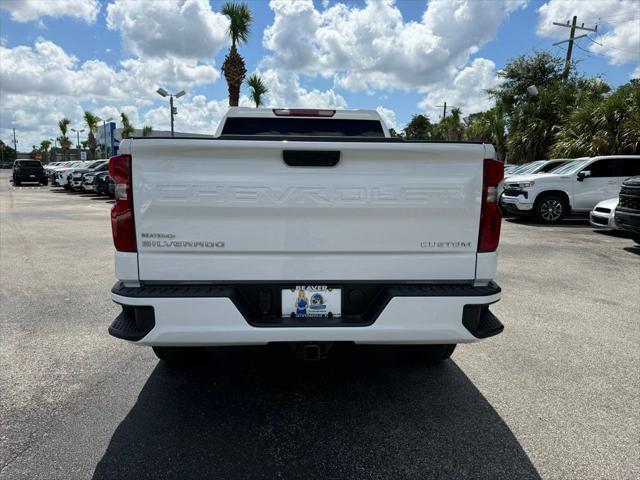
[
  {"xmin": 108, "ymin": 108, "xmax": 504, "ymax": 363},
  {"xmin": 500, "ymin": 156, "xmax": 640, "ymax": 223}
]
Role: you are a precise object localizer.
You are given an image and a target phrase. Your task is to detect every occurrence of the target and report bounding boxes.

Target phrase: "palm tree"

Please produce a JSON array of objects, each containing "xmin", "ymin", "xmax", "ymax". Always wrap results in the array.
[
  {"xmin": 39, "ymin": 139, "xmax": 52, "ymax": 163},
  {"xmin": 221, "ymin": 2, "xmax": 252, "ymax": 107},
  {"xmin": 120, "ymin": 112, "xmax": 134, "ymax": 139},
  {"xmin": 142, "ymin": 126, "xmax": 153, "ymax": 137},
  {"xmin": 551, "ymin": 79, "xmax": 640, "ymax": 157},
  {"xmin": 84, "ymin": 111, "xmax": 100, "ymax": 159},
  {"xmin": 58, "ymin": 118, "xmax": 71, "ymax": 160},
  {"xmin": 246, "ymin": 74, "xmax": 268, "ymax": 107},
  {"xmin": 433, "ymin": 108, "xmax": 463, "ymax": 141}
]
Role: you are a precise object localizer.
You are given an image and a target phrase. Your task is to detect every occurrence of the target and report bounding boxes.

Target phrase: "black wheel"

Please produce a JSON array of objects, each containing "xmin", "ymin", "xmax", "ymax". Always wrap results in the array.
[
  {"xmin": 14, "ymin": 178, "xmax": 21, "ymax": 186},
  {"xmin": 152, "ymin": 346, "xmax": 206, "ymax": 364},
  {"xmin": 403, "ymin": 344, "xmax": 456, "ymax": 363},
  {"xmin": 41, "ymin": 178, "xmax": 48, "ymax": 186},
  {"xmin": 631, "ymin": 234, "xmax": 640, "ymax": 245},
  {"xmin": 534, "ymin": 194, "xmax": 566, "ymax": 224}
]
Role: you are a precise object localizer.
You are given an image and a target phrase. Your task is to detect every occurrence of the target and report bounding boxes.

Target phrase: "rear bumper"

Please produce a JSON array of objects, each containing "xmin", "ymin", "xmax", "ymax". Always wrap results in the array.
[
  {"xmin": 14, "ymin": 173, "xmax": 46, "ymax": 182},
  {"xmin": 109, "ymin": 281, "xmax": 502, "ymax": 346}
]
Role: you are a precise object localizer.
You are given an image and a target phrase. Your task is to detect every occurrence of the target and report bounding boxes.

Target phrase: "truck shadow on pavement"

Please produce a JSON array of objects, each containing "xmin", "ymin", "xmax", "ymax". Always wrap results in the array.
[{"xmin": 92, "ymin": 345, "xmax": 540, "ymax": 480}]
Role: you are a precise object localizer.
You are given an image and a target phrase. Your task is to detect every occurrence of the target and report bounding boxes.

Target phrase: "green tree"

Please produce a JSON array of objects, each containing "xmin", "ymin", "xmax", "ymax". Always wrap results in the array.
[
  {"xmin": 490, "ymin": 52, "xmax": 592, "ymax": 162},
  {"xmin": 142, "ymin": 126, "xmax": 153, "ymax": 137},
  {"xmin": 403, "ymin": 114, "xmax": 433, "ymax": 140},
  {"xmin": 433, "ymin": 107, "xmax": 464, "ymax": 141},
  {"xmin": 0, "ymin": 140, "xmax": 17, "ymax": 164},
  {"xmin": 246, "ymin": 73, "xmax": 268, "ymax": 107},
  {"xmin": 120, "ymin": 112, "xmax": 134, "ymax": 139},
  {"xmin": 84, "ymin": 111, "xmax": 100, "ymax": 160},
  {"xmin": 58, "ymin": 118, "xmax": 71, "ymax": 160},
  {"xmin": 464, "ymin": 105, "xmax": 507, "ymax": 161},
  {"xmin": 39, "ymin": 139, "xmax": 52, "ymax": 162},
  {"xmin": 551, "ymin": 80, "xmax": 640, "ymax": 157},
  {"xmin": 221, "ymin": 2, "xmax": 252, "ymax": 107}
]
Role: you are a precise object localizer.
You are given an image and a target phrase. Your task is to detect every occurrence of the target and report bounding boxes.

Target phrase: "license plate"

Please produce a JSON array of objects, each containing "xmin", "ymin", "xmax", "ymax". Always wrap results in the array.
[
  {"xmin": 29, "ymin": 174, "xmax": 35, "ymax": 178},
  {"xmin": 282, "ymin": 286, "xmax": 341, "ymax": 318}
]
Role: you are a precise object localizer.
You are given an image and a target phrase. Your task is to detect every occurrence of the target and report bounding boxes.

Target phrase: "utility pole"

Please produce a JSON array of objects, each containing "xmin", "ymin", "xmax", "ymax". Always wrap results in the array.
[
  {"xmin": 436, "ymin": 102, "xmax": 448, "ymax": 119},
  {"xmin": 12, "ymin": 128, "xmax": 17, "ymax": 153},
  {"xmin": 552, "ymin": 16, "xmax": 597, "ymax": 79},
  {"xmin": 170, "ymin": 95, "xmax": 175, "ymax": 136}
]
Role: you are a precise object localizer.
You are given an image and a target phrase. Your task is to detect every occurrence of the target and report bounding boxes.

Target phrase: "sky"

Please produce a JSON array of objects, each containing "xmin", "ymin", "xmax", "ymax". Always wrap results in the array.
[{"xmin": 1, "ymin": 0, "xmax": 638, "ymax": 150}]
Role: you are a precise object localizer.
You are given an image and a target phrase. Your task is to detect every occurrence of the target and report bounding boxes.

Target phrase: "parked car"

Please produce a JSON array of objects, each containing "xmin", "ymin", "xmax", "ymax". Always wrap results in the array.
[
  {"xmin": 53, "ymin": 161, "xmax": 85, "ymax": 187},
  {"xmin": 500, "ymin": 156, "xmax": 640, "ymax": 224},
  {"xmin": 589, "ymin": 198, "xmax": 619, "ymax": 229},
  {"xmin": 614, "ymin": 176, "xmax": 640, "ymax": 244},
  {"xmin": 107, "ymin": 107, "xmax": 504, "ymax": 364},
  {"xmin": 77, "ymin": 162, "xmax": 109, "ymax": 191},
  {"xmin": 12, "ymin": 160, "xmax": 48, "ymax": 186},
  {"xmin": 84, "ymin": 170, "xmax": 107, "ymax": 193},
  {"xmin": 505, "ymin": 159, "xmax": 571, "ymax": 179},
  {"xmin": 93, "ymin": 172, "xmax": 112, "ymax": 196},
  {"xmin": 504, "ymin": 165, "xmax": 519, "ymax": 175},
  {"xmin": 70, "ymin": 160, "xmax": 108, "ymax": 191}
]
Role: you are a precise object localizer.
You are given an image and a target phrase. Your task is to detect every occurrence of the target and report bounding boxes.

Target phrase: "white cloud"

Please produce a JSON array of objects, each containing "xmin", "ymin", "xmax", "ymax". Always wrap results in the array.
[
  {"xmin": 537, "ymin": 0, "xmax": 640, "ymax": 65},
  {"xmin": 259, "ymin": 69, "xmax": 347, "ymax": 108},
  {"xmin": 143, "ymin": 95, "xmax": 230, "ymax": 134},
  {"xmin": 0, "ymin": 39, "xmax": 217, "ymax": 102},
  {"xmin": 106, "ymin": 0, "xmax": 229, "ymax": 60},
  {"xmin": 263, "ymin": 0, "xmax": 526, "ymax": 92},
  {"xmin": 0, "ymin": 39, "xmax": 222, "ymax": 148},
  {"xmin": 632, "ymin": 65, "xmax": 640, "ymax": 79},
  {"xmin": 417, "ymin": 58, "xmax": 501, "ymax": 120},
  {"xmin": 375, "ymin": 106, "xmax": 397, "ymax": 130},
  {"xmin": 0, "ymin": 0, "xmax": 100, "ymax": 23}
]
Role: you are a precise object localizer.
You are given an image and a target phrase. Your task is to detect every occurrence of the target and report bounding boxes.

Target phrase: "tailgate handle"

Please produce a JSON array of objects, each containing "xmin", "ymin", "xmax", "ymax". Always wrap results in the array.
[{"xmin": 283, "ymin": 150, "xmax": 340, "ymax": 167}]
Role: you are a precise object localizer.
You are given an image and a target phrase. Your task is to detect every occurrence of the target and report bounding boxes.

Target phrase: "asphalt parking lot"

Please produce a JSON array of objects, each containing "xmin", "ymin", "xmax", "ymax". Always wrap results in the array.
[{"xmin": 1, "ymin": 168, "xmax": 638, "ymax": 480}]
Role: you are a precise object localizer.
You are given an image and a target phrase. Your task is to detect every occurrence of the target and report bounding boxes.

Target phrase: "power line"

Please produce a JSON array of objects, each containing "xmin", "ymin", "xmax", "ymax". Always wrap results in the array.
[{"xmin": 586, "ymin": 34, "xmax": 640, "ymax": 54}]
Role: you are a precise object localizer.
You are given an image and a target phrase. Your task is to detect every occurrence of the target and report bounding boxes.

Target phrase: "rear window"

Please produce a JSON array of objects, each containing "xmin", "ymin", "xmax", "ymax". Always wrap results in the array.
[
  {"xmin": 16, "ymin": 161, "xmax": 42, "ymax": 167},
  {"xmin": 221, "ymin": 118, "xmax": 385, "ymax": 137}
]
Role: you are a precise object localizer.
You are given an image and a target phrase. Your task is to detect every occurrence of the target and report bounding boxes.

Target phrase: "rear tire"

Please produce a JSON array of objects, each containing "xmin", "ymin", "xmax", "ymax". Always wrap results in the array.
[
  {"xmin": 632, "ymin": 234, "xmax": 640, "ymax": 245},
  {"xmin": 534, "ymin": 194, "xmax": 567, "ymax": 224},
  {"xmin": 404, "ymin": 344, "xmax": 456, "ymax": 363},
  {"xmin": 41, "ymin": 178, "xmax": 48, "ymax": 186},
  {"xmin": 152, "ymin": 346, "xmax": 206, "ymax": 364},
  {"xmin": 14, "ymin": 178, "xmax": 21, "ymax": 186}
]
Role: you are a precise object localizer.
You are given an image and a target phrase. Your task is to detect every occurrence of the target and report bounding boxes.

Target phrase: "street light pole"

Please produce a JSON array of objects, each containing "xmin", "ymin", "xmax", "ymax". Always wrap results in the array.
[
  {"xmin": 71, "ymin": 128, "xmax": 85, "ymax": 149},
  {"xmin": 156, "ymin": 88, "xmax": 186, "ymax": 137}
]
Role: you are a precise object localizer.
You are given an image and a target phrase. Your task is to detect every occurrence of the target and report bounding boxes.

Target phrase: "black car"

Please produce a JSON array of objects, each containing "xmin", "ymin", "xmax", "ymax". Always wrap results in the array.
[
  {"xmin": 614, "ymin": 176, "xmax": 640, "ymax": 245},
  {"xmin": 12, "ymin": 160, "xmax": 48, "ymax": 186},
  {"xmin": 69, "ymin": 160, "xmax": 108, "ymax": 191},
  {"xmin": 94, "ymin": 171, "xmax": 112, "ymax": 196}
]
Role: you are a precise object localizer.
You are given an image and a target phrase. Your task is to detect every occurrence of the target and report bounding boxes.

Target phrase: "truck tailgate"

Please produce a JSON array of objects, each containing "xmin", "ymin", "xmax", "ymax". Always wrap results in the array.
[{"xmin": 130, "ymin": 139, "xmax": 486, "ymax": 281}]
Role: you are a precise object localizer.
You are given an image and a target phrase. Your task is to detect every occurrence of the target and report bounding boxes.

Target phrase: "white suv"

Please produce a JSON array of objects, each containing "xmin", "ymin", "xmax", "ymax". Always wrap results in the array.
[{"xmin": 500, "ymin": 156, "xmax": 640, "ymax": 223}]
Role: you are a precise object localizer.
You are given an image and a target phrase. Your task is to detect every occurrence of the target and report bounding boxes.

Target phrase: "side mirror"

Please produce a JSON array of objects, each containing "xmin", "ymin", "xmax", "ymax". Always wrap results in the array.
[{"xmin": 577, "ymin": 170, "xmax": 591, "ymax": 182}]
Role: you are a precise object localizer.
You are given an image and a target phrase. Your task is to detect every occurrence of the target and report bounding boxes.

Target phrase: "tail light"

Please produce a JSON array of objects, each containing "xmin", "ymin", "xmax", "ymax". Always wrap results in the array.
[
  {"xmin": 272, "ymin": 109, "xmax": 335, "ymax": 117},
  {"xmin": 109, "ymin": 154, "xmax": 136, "ymax": 252},
  {"xmin": 478, "ymin": 159, "xmax": 504, "ymax": 253}
]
